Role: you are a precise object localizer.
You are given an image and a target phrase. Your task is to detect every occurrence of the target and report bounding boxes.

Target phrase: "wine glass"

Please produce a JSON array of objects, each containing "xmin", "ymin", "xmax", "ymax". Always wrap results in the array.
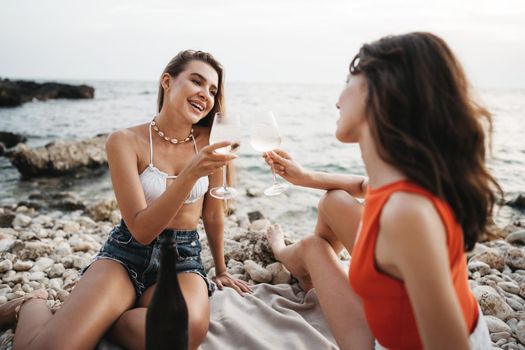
[
  {"xmin": 209, "ymin": 112, "xmax": 241, "ymax": 200},
  {"xmin": 250, "ymin": 111, "xmax": 289, "ymax": 196}
]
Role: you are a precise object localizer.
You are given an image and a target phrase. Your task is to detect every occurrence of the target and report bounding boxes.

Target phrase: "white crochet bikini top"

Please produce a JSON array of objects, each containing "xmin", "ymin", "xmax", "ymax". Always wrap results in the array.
[{"xmin": 139, "ymin": 123, "xmax": 209, "ymax": 205}]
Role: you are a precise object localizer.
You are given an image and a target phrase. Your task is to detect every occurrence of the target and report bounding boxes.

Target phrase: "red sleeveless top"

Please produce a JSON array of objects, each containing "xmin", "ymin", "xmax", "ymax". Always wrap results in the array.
[{"xmin": 349, "ymin": 180, "xmax": 478, "ymax": 350}]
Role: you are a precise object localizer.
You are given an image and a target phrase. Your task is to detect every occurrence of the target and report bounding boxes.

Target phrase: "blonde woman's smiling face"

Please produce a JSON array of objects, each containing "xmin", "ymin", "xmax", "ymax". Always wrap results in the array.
[{"xmin": 162, "ymin": 60, "xmax": 219, "ymax": 124}]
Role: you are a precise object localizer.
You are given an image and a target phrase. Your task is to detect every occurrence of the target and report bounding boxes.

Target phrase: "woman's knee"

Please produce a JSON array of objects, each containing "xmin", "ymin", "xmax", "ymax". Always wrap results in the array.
[
  {"xmin": 319, "ymin": 189, "xmax": 360, "ymax": 216},
  {"xmin": 300, "ymin": 235, "xmax": 331, "ymax": 257},
  {"xmin": 188, "ymin": 312, "xmax": 209, "ymax": 348}
]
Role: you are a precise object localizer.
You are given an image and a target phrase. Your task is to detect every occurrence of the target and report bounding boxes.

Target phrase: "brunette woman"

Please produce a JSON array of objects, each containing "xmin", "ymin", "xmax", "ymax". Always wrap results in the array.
[{"xmin": 265, "ymin": 33, "xmax": 498, "ymax": 349}]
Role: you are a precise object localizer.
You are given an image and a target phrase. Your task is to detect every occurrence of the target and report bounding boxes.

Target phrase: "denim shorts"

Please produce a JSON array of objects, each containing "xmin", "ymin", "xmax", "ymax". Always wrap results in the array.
[{"xmin": 83, "ymin": 220, "xmax": 215, "ymax": 298}]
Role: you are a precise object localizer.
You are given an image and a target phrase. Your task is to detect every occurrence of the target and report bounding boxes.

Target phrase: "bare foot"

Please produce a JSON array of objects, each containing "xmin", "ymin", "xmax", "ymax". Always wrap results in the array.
[
  {"xmin": 266, "ymin": 225, "xmax": 314, "ymax": 292},
  {"xmin": 266, "ymin": 224, "xmax": 287, "ymax": 257},
  {"xmin": 0, "ymin": 289, "xmax": 48, "ymax": 328}
]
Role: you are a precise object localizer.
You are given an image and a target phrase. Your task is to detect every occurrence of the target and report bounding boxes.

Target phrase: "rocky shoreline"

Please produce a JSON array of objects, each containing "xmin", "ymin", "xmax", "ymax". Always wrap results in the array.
[
  {"xmin": 0, "ymin": 78, "xmax": 94, "ymax": 108},
  {"xmin": 0, "ymin": 198, "xmax": 523, "ymax": 349}
]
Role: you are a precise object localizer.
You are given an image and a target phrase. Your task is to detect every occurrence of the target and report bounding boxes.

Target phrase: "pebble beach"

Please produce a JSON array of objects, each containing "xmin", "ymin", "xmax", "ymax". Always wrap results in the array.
[{"xmin": 0, "ymin": 194, "xmax": 524, "ymax": 349}]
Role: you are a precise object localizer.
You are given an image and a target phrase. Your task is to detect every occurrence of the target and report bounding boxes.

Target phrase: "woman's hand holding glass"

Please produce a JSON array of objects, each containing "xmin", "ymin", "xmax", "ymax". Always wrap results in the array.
[
  {"xmin": 209, "ymin": 112, "xmax": 241, "ymax": 199},
  {"xmin": 263, "ymin": 150, "xmax": 308, "ymax": 186},
  {"xmin": 250, "ymin": 111, "xmax": 289, "ymax": 196},
  {"xmin": 183, "ymin": 141, "xmax": 237, "ymax": 180}
]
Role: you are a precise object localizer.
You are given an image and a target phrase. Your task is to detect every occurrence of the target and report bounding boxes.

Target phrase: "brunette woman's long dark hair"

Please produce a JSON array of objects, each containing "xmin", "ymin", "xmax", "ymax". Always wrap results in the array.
[{"xmin": 351, "ymin": 32, "xmax": 502, "ymax": 251}]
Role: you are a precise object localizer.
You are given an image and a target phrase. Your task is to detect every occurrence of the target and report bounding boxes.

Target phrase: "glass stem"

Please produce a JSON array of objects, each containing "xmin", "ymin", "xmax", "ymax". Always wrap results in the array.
[
  {"xmin": 267, "ymin": 152, "xmax": 278, "ymax": 185},
  {"xmin": 222, "ymin": 165, "xmax": 228, "ymax": 189}
]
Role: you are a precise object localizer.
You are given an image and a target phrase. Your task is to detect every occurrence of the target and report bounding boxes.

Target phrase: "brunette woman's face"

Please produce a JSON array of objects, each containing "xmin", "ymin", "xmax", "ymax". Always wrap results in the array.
[
  {"xmin": 162, "ymin": 60, "xmax": 219, "ymax": 124},
  {"xmin": 335, "ymin": 73, "xmax": 368, "ymax": 143}
]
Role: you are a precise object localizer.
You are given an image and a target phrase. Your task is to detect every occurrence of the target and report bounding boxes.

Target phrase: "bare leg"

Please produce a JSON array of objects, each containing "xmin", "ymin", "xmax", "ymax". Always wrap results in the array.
[
  {"xmin": 314, "ymin": 189, "xmax": 363, "ymax": 253},
  {"xmin": 266, "ymin": 190, "xmax": 373, "ymax": 349},
  {"xmin": 267, "ymin": 189, "xmax": 363, "ymax": 291},
  {"xmin": 108, "ymin": 272, "xmax": 210, "ymax": 350},
  {"xmin": 267, "ymin": 224, "xmax": 313, "ymax": 291},
  {"xmin": 13, "ymin": 260, "xmax": 136, "ymax": 350},
  {"xmin": 268, "ymin": 228, "xmax": 373, "ymax": 349}
]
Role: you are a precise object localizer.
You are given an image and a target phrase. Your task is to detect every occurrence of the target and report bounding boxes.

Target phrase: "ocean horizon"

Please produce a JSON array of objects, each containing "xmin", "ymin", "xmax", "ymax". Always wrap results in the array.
[{"xmin": 1, "ymin": 79, "xmax": 524, "ymax": 237}]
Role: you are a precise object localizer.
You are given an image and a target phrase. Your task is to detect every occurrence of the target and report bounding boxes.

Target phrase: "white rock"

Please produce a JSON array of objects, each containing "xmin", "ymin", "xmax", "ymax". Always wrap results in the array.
[
  {"xmin": 22, "ymin": 284, "xmax": 33, "ymax": 293},
  {"xmin": 13, "ymin": 260, "xmax": 34, "ymax": 271},
  {"xmin": 31, "ymin": 257, "xmax": 55, "ymax": 272},
  {"xmin": 0, "ymin": 228, "xmax": 17, "ymax": 239},
  {"xmin": 53, "ymin": 242, "xmax": 72, "ymax": 257},
  {"xmin": 485, "ymin": 315, "xmax": 512, "ymax": 333},
  {"xmin": 490, "ymin": 331, "xmax": 511, "ymax": 342},
  {"xmin": 0, "ymin": 287, "xmax": 11, "ymax": 297},
  {"xmin": 0, "ymin": 239, "xmax": 15, "ymax": 253},
  {"xmin": 472, "ymin": 248, "xmax": 506, "ymax": 271},
  {"xmin": 32, "ymin": 215, "xmax": 53, "ymax": 228},
  {"xmin": 48, "ymin": 278, "xmax": 63, "ymax": 291},
  {"xmin": 507, "ymin": 296, "xmax": 525, "ymax": 311},
  {"xmin": 35, "ymin": 228, "xmax": 50, "ymax": 239},
  {"xmin": 474, "ymin": 285, "xmax": 515, "ymax": 320},
  {"xmin": 61, "ymin": 256, "xmax": 74, "ymax": 268},
  {"xmin": 7, "ymin": 291, "xmax": 25, "ymax": 301},
  {"xmin": 109, "ymin": 210, "xmax": 121, "ymax": 225},
  {"xmin": 4, "ymin": 272, "xmax": 30, "ymax": 284},
  {"xmin": 227, "ymin": 259, "xmax": 243, "ymax": 268},
  {"xmin": 0, "ymin": 259, "xmax": 13, "ymax": 272},
  {"xmin": 468, "ymin": 260, "xmax": 491, "ymax": 276},
  {"xmin": 1, "ymin": 270, "xmax": 15, "ymax": 282},
  {"xmin": 62, "ymin": 269, "xmax": 79, "ymax": 282},
  {"xmin": 499, "ymin": 281, "xmax": 521, "ymax": 295},
  {"xmin": 72, "ymin": 256, "xmax": 90, "ymax": 269},
  {"xmin": 506, "ymin": 248, "xmax": 525, "ymax": 270},
  {"xmin": 244, "ymin": 260, "xmax": 272, "ymax": 283},
  {"xmin": 506, "ymin": 230, "xmax": 525, "ymax": 245},
  {"xmin": 516, "ymin": 320, "xmax": 525, "ymax": 344},
  {"xmin": 12, "ymin": 213, "xmax": 32, "ymax": 227},
  {"xmin": 15, "ymin": 205, "xmax": 29, "ymax": 213},
  {"xmin": 239, "ymin": 216, "xmax": 250, "ymax": 230},
  {"xmin": 228, "ymin": 265, "xmax": 245, "ymax": 275},
  {"xmin": 19, "ymin": 231, "xmax": 37, "ymax": 240},
  {"xmin": 62, "ymin": 221, "xmax": 81, "ymax": 234},
  {"xmin": 507, "ymin": 318, "xmax": 519, "ymax": 333},
  {"xmin": 249, "ymin": 219, "xmax": 271, "ymax": 232},
  {"xmin": 29, "ymin": 271, "xmax": 47, "ymax": 282},
  {"xmin": 71, "ymin": 241, "xmax": 95, "ymax": 252},
  {"xmin": 0, "ymin": 296, "xmax": 7, "ymax": 304},
  {"xmin": 28, "ymin": 281, "xmax": 42, "ymax": 290},
  {"xmin": 266, "ymin": 262, "xmax": 292, "ymax": 285},
  {"xmin": 18, "ymin": 241, "xmax": 54, "ymax": 260},
  {"xmin": 57, "ymin": 290, "xmax": 69, "ymax": 302},
  {"xmin": 48, "ymin": 263, "xmax": 66, "ymax": 278}
]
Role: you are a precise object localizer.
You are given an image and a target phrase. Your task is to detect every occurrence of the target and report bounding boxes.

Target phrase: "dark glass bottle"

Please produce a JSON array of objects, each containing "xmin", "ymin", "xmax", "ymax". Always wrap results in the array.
[{"xmin": 146, "ymin": 233, "xmax": 189, "ymax": 350}]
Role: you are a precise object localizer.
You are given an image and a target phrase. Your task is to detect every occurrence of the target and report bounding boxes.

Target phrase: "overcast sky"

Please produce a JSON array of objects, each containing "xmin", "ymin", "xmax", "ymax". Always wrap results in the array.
[{"xmin": 1, "ymin": 0, "xmax": 524, "ymax": 88}]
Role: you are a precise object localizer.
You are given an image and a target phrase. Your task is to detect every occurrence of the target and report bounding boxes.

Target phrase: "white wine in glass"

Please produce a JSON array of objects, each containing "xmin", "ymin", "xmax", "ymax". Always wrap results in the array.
[
  {"xmin": 209, "ymin": 112, "xmax": 241, "ymax": 199},
  {"xmin": 250, "ymin": 111, "xmax": 289, "ymax": 196}
]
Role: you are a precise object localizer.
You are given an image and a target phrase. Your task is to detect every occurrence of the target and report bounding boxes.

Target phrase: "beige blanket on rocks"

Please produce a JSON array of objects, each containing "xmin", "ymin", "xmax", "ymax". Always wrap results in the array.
[
  {"xmin": 95, "ymin": 283, "xmax": 337, "ymax": 350},
  {"xmin": 201, "ymin": 283, "xmax": 338, "ymax": 350}
]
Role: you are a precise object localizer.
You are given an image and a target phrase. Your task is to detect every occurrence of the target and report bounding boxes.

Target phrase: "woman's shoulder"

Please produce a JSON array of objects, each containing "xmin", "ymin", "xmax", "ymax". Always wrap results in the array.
[
  {"xmin": 106, "ymin": 123, "xmax": 149, "ymax": 151},
  {"xmin": 379, "ymin": 191, "xmax": 445, "ymax": 243}
]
